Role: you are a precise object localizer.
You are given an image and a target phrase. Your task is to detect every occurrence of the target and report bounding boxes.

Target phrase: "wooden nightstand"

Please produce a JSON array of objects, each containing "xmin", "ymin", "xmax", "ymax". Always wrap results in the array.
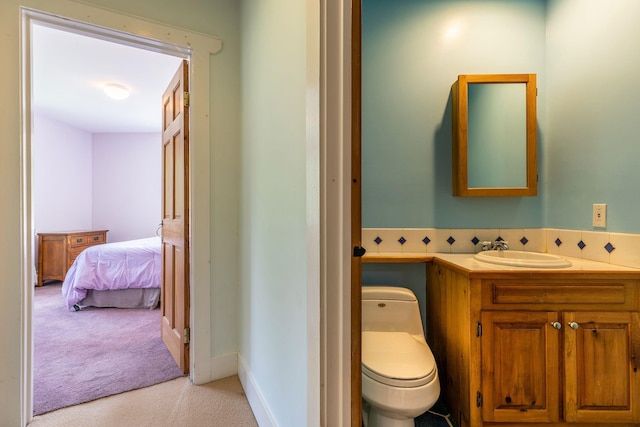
[{"xmin": 36, "ymin": 230, "xmax": 108, "ymax": 286}]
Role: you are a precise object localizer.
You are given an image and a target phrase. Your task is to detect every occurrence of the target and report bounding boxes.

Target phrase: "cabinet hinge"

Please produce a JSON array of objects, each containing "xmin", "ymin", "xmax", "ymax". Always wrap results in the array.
[
  {"xmin": 476, "ymin": 322, "xmax": 482, "ymax": 337},
  {"xmin": 184, "ymin": 327, "xmax": 190, "ymax": 344},
  {"xmin": 184, "ymin": 91, "xmax": 190, "ymax": 108},
  {"xmin": 476, "ymin": 391, "xmax": 483, "ymax": 408}
]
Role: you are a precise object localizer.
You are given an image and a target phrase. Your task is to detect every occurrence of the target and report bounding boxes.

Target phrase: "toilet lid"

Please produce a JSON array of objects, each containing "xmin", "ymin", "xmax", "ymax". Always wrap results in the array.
[{"xmin": 362, "ymin": 331, "xmax": 437, "ymax": 388}]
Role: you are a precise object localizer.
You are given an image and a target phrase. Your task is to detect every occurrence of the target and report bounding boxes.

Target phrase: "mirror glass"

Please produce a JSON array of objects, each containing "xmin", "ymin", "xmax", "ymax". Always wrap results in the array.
[
  {"xmin": 452, "ymin": 74, "xmax": 537, "ymax": 197},
  {"xmin": 468, "ymin": 83, "xmax": 526, "ymax": 188}
]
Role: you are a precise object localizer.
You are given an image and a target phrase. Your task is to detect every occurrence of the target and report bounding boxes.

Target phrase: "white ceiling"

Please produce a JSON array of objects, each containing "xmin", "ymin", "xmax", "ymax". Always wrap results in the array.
[{"xmin": 32, "ymin": 24, "xmax": 184, "ymax": 134}]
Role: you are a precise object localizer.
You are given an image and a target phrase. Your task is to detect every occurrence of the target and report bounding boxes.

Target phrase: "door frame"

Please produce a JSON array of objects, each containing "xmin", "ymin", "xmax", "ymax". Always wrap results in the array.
[{"xmin": 20, "ymin": 3, "xmax": 221, "ymax": 422}]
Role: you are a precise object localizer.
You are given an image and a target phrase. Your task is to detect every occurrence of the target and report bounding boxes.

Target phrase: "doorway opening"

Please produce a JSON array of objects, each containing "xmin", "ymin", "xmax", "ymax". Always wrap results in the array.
[
  {"xmin": 21, "ymin": 5, "xmax": 220, "ymax": 423},
  {"xmin": 29, "ymin": 20, "xmax": 183, "ymax": 416}
]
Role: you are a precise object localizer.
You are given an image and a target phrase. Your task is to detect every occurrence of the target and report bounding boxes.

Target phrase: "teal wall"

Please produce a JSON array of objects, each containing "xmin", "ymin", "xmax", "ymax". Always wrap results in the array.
[
  {"xmin": 362, "ymin": 0, "xmax": 546, "ymax": 229},
  {"xmin": 363, "ymin": 0, "xmax": 640, "ymax": 234},
  {"xmin": 363, "ymin": 264, "xmax": 427, "ymax": 332},
  {"xmin": 545, "ymin": 0, "xmax": 640, "ymax": 233}
]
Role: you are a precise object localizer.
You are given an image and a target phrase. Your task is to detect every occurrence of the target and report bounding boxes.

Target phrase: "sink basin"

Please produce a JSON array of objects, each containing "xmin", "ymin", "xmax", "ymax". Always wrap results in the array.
[{"xmin": 474, "ymin": 250, "xmax": 572, "ymax": 268}]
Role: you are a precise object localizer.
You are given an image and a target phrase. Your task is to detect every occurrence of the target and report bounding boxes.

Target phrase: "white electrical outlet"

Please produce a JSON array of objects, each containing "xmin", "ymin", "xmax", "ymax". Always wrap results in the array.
[{"xmin": 593, "ymin": 204, "xmax": 607, "ymax": 227}]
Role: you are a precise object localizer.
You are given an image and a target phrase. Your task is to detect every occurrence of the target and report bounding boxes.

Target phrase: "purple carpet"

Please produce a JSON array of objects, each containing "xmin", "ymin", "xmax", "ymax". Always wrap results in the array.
[{"xmin": 33, "ymin": 283, "xmax": 185, "ymax": 416}]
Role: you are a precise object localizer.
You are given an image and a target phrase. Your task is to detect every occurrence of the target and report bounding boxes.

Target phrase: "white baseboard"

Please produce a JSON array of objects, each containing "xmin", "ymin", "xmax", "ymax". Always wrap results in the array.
[
  {"xmin": 209, "ymin": 352, "xmax": 239, "ymax": 380},
  {"xmin": 238, "ymin": 354, "xmax": 277, "ymax": 427}
]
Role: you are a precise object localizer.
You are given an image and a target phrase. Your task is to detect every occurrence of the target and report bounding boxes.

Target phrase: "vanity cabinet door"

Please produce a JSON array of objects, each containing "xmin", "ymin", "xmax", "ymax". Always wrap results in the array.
[
  {"xmin": 480, "ymin": 311, "xmax": 561, "ymax": 423},
  {"xmin": 564, "ymin": 311, "xmax": 640, "ymax": 424}
]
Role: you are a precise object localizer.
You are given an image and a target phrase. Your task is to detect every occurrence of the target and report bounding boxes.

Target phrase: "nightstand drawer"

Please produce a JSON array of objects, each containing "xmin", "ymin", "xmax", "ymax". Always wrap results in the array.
[
  {"xmin": 69, "ymin": 235, "xmax": 89, "ymax": 247},
  {"xmin": 86, "ymin": 233, "xmax": 106, "ymax": 245}
]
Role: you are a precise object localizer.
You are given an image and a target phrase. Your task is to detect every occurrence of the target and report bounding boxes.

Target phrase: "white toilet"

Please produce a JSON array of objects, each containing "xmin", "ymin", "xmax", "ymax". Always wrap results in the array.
[{"xmin": 362, "ymin": 286, "xmax": 440, "ymax": 427}]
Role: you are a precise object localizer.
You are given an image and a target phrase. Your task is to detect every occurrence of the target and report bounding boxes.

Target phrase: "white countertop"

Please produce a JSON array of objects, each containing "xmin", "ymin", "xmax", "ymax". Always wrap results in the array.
[
  {"xmin": 434, "ymin": 253, "xmax": 639, "ymax": 272},
  {"xmin": 364, "ymin": 252, "xmax": 640, "ymax": 274}
]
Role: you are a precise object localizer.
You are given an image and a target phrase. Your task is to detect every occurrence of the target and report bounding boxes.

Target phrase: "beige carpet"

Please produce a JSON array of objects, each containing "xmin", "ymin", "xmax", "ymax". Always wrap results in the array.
[{"xmin": 29, "ymin": 375, "xmax": 258, "ymax": 427}]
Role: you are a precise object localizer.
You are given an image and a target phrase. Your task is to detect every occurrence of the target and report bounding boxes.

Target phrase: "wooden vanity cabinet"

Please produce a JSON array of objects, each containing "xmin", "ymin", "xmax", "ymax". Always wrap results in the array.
[
  {"xmin": 563, "ymin": 311, "xmax": 638, "ymax": 423},
  {"xmin": 480, "ymin": 310, "xmax": 560, "ymax": 424},
  {"xmin": 426, "ymin": 262, "xmax": 640, "ymax": 427}
]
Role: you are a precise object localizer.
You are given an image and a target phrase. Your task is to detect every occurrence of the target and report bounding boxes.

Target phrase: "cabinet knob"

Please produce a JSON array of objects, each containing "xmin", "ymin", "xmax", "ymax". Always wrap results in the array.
[
  {"xmin": 568, "ymin": 321, "xmax": 580, "ymax": 330},
  {"xmin": 550, "ymin": 321, "xmax": 562, "ymax": 330}
]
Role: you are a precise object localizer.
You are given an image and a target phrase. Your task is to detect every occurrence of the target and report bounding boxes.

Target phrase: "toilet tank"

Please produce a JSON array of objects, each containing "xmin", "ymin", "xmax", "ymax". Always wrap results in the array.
[{"xmin": 362, "ymin": 286, "xmax": 424, "ymax": 339}]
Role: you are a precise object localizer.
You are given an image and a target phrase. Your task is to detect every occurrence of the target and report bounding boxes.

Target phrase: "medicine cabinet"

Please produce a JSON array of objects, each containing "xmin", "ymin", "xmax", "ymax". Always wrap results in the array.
[{"xmin": 452, "ymin": 74, "xmax": 537, "ymax": 197}]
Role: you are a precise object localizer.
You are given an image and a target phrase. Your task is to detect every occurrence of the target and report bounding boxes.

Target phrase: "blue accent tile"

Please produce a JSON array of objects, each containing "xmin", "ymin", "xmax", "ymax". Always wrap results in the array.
[
  {"xmin": 605, "ymin": 242, "xmax": 615, "ymax": 253},
  {"xmin": 447, "ymin": 236, "xmax": 455, "ymax": 245},
  {"xmin": 496, "ymin": 236, "xmax": 504, "ymax": 242},
  {"xmin": 578, "ymin": 240, "xmax": 586, "ymax": 250},
  {"xmin": 555, "ymin": 238, "xmax": 562, "ymax": 247},
  {"xmin": 422, "ymin": 236, "xmax": 431, "ymax": 245},
  {"xmin": 374, "ymin": 236, "xmax": 382, "ymax": 245},
  {"xmin": 398, "ymin": 237, "xmax": 406, "ymax": 245},
  {"xmin": 520, "ymin": 237, "xmax": 529, "ymax": 245},
  {"xmin": 471, "ymin": 237, "xmax": 480, "ymax": 245}
]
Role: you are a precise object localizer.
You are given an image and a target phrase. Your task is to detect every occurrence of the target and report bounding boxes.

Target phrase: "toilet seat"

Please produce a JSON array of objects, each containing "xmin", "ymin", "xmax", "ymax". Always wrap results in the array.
[{"xmin": 362, "ymin": 331, "xmax": 437, "ymax": 388}]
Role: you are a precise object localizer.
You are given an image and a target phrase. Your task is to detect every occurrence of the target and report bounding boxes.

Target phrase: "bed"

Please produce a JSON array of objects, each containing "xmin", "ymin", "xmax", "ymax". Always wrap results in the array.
[{"xmin": 61, "ymin": 237, "xmax": 162, "ymax": 311}]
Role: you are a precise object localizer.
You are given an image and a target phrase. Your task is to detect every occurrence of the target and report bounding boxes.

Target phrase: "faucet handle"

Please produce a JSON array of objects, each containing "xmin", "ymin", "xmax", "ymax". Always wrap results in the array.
[
  {"xmin": 481, "ymin": 241, "xmax": 493, "ymax": 251},
  {"xmin": 493, "ymin": 240, "xmax": 510, "ymax": 250}
]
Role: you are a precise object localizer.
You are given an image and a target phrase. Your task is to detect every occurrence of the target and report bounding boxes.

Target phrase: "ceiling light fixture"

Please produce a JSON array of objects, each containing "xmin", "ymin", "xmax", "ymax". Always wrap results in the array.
[{"xmin": 103, "ymin": 83, "xmax": 130, "ymax": 100}]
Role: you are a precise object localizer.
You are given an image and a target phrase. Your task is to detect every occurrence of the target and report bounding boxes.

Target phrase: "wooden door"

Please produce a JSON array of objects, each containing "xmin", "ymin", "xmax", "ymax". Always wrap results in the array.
[
  {"xmin": 481, "ymin": 311, "xmax": 560, "ymax": 423},
  {"xmin": 161, "ymin": 59, "xmax": 190, "ymax": 373},
  {"xmin": 564, "ymin": 311, "xmax": 640, "ymax": 424},
  {"xmin": 351, "ymin": 0, "xmax": 363, "ymax": 425}
]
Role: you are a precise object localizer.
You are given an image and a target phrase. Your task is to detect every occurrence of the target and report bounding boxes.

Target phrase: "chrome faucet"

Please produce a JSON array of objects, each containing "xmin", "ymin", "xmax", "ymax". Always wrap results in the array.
[
  {"xmin": 492, "ymin": 240, "xmax": 509, "ymax": 251},
  {"xmin": 480, "ymin": 240, "xmax": 509, "ymax": 251}
]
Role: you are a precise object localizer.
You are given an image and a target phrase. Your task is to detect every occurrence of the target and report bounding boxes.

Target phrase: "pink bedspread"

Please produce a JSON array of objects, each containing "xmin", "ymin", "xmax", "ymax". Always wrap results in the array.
[{"xmin": 61, "ymin": 237, "xmax": 162, "ymax": 311}]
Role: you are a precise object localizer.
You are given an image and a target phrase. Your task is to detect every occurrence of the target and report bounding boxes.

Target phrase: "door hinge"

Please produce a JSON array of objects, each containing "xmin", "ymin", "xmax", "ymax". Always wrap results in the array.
[
  {"xmin": 184, "ymin": 91, "xmax": 190, "ymax": 108},
  {"xmin": 476, "ymin": 391, "xmax": 483, "ymax": 407},
  {"xmin": 184, "ymin": 327, "xmax": 190, "ymax": 344},
  {"xmin": 476, "ymin": 322, "xmax": 482, "ymax": 337}
]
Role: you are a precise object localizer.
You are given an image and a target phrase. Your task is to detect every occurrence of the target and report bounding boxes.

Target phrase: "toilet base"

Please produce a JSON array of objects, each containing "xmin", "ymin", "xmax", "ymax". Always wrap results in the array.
[{"xmin": 364, "ymin": 405, "xmax": 418, "ymax": 427}]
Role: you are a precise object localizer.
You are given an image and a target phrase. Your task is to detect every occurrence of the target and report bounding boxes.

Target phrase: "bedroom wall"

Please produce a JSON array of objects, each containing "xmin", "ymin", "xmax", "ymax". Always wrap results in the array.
[
  {"xmin": 33, "ymin": 113, "xmax": 93, "ymax": 234},
  {"xmin": 91, "ymin": 133, "xmax": 161, "ymax": 243},
  {"xmin": 33, "ymin": 115, "xmax": 161, "ymax": 243}
]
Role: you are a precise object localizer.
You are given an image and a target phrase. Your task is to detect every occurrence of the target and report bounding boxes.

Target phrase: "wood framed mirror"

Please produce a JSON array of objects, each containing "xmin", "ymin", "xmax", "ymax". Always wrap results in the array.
[{"xmin": 452, "ymin": 73, "xmax": 537, "ymax": 197}]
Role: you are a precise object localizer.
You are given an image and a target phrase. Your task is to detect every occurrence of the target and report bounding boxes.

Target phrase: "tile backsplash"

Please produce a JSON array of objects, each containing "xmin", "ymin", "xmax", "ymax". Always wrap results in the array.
[{"xmin": 362, "ymin": 228, "xmax": 640, "ymax": 269}]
